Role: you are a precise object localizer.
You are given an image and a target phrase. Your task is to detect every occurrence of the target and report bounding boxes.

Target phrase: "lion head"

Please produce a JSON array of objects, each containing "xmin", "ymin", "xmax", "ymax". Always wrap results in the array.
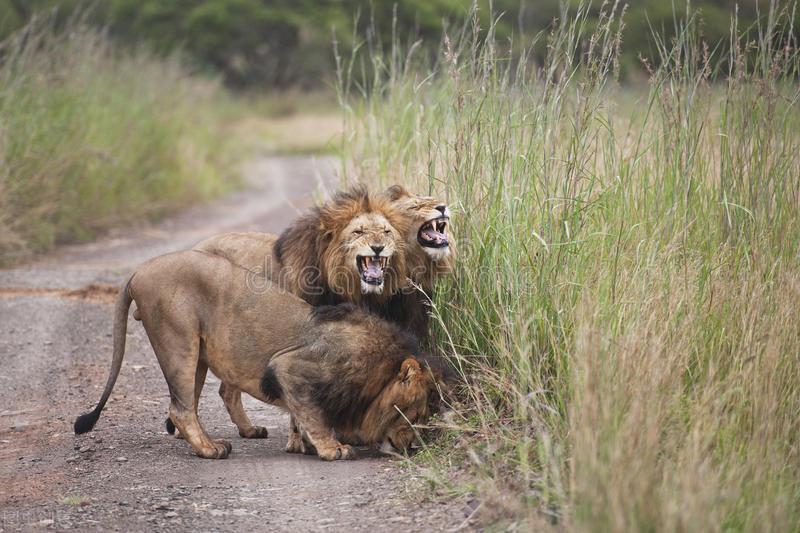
[
  {"xmin": 384, "ymin": 185, "xmax": 455, "ymax": 291},
  {"xmin": 336, "ymin": 355, "xmax": 440, "ymax": 453},
  {"xmin": 275, "ymin": 185, "xmax": 406, "ymax": 304},
  {"xmin": 308, "ymin": 304, "xmax": 447, "ymax": 453}
]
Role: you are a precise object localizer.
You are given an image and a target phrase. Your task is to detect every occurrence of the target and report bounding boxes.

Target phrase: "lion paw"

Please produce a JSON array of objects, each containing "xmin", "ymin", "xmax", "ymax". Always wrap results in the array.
[
  {"xmin": 285, "ymin": 438, "xmax": 304, "ymax": 454},
  {"xmin": 286, "ymin": 432, "xmax": 306, "ymax": 452},
  {"xmin": 196, "ymin": 439, "xmax": 232, "ymax": 459},
  {"xmin": 317, "ymin": 444, "xmax": 356, "ymax": 461},
  {"xmin": 239, "ymin": 425, "xmax": 269, "ymax": 439},
  {"xmin": 286, "ymin": 434, "xmax": 317, "ymax": 455},
  {"xmin": 302, "ymin": 441, "xmax": 317, "ymax": 455}
]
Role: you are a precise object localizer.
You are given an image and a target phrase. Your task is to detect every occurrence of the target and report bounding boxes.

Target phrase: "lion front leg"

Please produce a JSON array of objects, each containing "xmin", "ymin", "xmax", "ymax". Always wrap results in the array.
[
  {"xmin": 285, "ymin": 416, "xmax": 316, "ymax": 455},
  {"xmin": 288, "ymin": 407, "xmax": 355, "ymax": 461}
]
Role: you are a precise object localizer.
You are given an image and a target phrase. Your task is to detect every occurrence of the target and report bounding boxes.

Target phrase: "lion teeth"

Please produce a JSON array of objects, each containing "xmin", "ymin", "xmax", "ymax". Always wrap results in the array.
[{"xmin": 359, "ymin": 256, "xmax": 387, "ymax": 271}]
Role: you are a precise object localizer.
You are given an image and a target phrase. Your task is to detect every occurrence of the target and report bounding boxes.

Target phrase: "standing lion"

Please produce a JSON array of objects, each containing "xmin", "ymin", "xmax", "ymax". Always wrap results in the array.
[{"xmin": 74, "ymin": 251, "xmax": 441, "ymax": 460}]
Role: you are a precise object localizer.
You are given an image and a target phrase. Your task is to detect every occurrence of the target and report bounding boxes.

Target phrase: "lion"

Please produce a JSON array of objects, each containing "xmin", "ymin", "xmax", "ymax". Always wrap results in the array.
[
  {"xmin": 379, "ymin": 185, "xmax": 456, "ymax": 341},
  {"xmin": 194, "ymin": 185, "xmax": 408, "ymax": 305},
  {"xmin": 74, "ymin": 250, "xmax": 440, "ymax": 460}
]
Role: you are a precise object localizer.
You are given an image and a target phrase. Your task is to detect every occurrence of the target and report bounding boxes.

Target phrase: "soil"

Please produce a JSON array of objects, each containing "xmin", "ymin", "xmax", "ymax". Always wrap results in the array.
[{"xmin": 0, "ymin": 156, "xmax": 473, "ymax": 532}]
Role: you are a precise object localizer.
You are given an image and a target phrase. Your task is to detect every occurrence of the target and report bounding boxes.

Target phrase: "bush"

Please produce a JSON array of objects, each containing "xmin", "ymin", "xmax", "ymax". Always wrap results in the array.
[
  {"xmin": 0, "ymin": 16, "xmax": 240, "ymax": 263},
  {"xmin": 340, "ymin": 2, "xmax": 800, "ymax": 530}
]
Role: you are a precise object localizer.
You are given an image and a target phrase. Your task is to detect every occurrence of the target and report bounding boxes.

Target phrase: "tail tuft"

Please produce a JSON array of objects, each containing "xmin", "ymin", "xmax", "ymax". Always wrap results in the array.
[
  {"xmin": 74, "ymin": 408, "xmax": 101, "ymax": 434},
  {"xmin": 165, "ymin": 417, "xmax": 176, "ymax": 435}
]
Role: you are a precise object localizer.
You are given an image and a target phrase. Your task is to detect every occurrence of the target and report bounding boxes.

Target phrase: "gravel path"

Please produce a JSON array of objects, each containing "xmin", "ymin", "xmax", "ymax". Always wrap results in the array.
[{"xmin": 0, "ymin": 156, "xmax": 470, "ymax": 532}]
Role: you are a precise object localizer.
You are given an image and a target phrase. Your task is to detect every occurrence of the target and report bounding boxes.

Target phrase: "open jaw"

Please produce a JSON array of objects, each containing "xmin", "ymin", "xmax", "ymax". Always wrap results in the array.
[
  {"xmin": 417, "ymin": 216, "xmax": 449, "ymax": 249},
  {"xmin": 357, "ymin": 255, "xmax": 388, "ymax": 291}
]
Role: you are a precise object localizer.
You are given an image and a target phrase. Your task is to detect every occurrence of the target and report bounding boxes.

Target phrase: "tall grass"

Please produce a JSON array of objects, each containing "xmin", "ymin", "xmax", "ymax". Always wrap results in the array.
[
  {"xmin": 0, "ymin": 16, "xmax": 240, "ymax": 263},
  {"xmin": 339, "ymin": 2, "xmax": 800, "ymax": 530}
]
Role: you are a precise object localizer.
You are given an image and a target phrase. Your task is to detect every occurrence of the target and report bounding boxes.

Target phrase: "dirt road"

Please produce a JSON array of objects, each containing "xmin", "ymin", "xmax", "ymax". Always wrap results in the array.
[{"xmin": 0, "ymin": 157, "xmax": 469, "ymax": 531}]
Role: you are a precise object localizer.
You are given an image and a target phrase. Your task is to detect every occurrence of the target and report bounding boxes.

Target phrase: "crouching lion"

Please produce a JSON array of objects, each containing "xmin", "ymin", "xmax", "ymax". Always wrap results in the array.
[{"xmin": 74, "ymin": 250, "xmax": 440, "ymax": 460}]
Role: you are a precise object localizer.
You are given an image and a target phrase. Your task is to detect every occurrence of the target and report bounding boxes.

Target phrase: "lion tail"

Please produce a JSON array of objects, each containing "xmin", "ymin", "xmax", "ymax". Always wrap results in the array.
[{"xmin": 73, "ymin": 278, "xmax": 133, "ymax": 434}]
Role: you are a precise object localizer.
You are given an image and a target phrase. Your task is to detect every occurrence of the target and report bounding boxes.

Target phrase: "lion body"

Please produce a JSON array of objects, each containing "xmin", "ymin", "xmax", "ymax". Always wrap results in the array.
[{"xmin": 74, "ymin": 250, "xmax": 434, "ymax": 460}]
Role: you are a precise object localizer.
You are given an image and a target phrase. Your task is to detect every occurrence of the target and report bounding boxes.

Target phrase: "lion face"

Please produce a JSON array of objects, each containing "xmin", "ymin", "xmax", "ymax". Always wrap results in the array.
[
  {"xmin": 385, "ymin": 186, "xmax": 453, "ymax": 263},
  {"xmin": 356, "ymin": 358, "xmax": 432, "ymax": 453},
  {"xmin": 276, "ymin": 185, "xmax": 405, "ymax": 303},
  {"xmin": 334, "ymin": 212, "xmax": 400, "ymax": 295}
]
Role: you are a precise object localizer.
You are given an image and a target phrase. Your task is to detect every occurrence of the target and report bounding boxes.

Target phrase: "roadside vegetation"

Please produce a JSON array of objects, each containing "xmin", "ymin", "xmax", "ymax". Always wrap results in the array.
[
  {"xmin": 3, "ymin": 1, "xmax": 790, "ymax": 88},
  {"xmin": 340, "ymin": 2, "xmax": 800, "ymax": 530},
  {"xmin": 0, "ymin": 17, "xmax": 241, "ymax": 264}
]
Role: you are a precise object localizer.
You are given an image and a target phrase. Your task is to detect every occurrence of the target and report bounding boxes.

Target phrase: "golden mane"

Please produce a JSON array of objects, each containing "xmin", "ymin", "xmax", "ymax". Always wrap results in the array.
[{"xmin": 275, "ymin": 185, "xmax": 409, "ymax": 305}]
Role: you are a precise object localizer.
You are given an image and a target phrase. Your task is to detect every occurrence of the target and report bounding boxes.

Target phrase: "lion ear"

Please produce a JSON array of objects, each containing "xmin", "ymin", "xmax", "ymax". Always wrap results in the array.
[
  {"xmin": 398, "ymin": 358, "xmax": 422, "ymax": 383},
  {"xmin": 317, "ymin": 220, "xmax": 334, "ymax": 242},
  {"xmin": 384, "ymin": 184, "xmax": 409, "ymax": 201}
]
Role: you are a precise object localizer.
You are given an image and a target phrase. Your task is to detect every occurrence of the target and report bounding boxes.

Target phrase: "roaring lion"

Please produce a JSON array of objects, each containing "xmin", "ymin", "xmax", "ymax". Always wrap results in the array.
[
  {"xmin": 195, "ymin": 184, "xmax": 455, "ymax": 338},
  {"xmin": 379, "ymin": 185, "xmax": 456, "ymax": 340},
  {"xmin": 194, "ymin": 185, "xmax": 408, "ymax": 305},
  {"xmin": 74, "ymin": 250, "xmax": 439, "ymax": 460}
]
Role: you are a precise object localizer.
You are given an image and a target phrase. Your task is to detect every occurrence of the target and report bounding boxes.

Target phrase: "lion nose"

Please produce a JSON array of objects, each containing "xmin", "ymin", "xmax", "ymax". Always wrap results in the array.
[
  {"xmin": 435, "ymin": 205, "xmax": 446, "ymax": 215},
  {"xmin": 371, "ymin": 245, "xmax": 385, "ymax": 255}
]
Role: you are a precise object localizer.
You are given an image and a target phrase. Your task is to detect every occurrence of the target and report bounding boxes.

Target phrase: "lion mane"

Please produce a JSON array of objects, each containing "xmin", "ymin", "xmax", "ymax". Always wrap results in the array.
[{"xmin": 274, "ymin": 184, "xmax": 409, "ymax": 306}]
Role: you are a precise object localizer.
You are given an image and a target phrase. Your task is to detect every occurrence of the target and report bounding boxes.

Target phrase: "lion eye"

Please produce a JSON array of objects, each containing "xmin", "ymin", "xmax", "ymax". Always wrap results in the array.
[
  {"xmin": 353, "ymin": 229, "xmax": 364, "ymax": 235},
  {"xmin": 383, "ymin": 229, "xmax": 391, "ymax": 234}
]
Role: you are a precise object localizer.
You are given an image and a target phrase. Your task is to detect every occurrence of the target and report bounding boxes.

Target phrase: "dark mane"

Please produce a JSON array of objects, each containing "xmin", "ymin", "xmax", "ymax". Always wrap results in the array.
[
  {"xmin": 303, "ymin": 306, "xmax": 422, "ymax": 429},
  {"xmin": 311, "ymin": 303, "xmax": 419, "ymax": 355},
  {"xmin": 310, "ymin": 302, "xmax": 360, "ymax": 323},
  {"xmin": 274, "ymin": 211, "xmax": 320, "ymax": 266}
]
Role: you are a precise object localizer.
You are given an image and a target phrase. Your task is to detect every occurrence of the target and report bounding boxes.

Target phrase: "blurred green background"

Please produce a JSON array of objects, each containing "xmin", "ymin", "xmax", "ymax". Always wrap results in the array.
[{"xmin": 0, "ymin": 0, "xmax": 790, "ymax": 88}]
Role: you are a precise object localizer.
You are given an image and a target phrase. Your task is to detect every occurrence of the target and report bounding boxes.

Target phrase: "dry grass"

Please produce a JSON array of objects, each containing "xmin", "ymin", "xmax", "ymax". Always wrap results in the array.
[{"xmin": 338, "ymin": 2, "xmax": 800, "ymax": 530}]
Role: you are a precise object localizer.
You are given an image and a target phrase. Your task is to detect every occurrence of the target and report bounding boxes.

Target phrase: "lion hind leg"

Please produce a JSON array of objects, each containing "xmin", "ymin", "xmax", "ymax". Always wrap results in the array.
[
  {"xmin": 149, "ymin": 326, "xmax": 230, "ymax": 459},
  {"xmin": 169, "ymin": 404, "xmax": 231, "ymax": 459},
  {"xmin": 219, "ymin": 383, "xmax": 268, "ymax": 439},
  {"xmin": 167, "ymin": 370, "xmax": 230, "ymax": 459},
  {"xmin": 166, "ymin": 360, "xmax": 208, "ymax": 439}
]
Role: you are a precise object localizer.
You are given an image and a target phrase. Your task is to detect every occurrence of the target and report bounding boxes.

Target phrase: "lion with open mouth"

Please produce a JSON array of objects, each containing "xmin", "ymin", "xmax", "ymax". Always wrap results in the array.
[
  {"xmin": 194, "ymin": 185, "xmax": 406, "ymax": 304},
  {"xmin": 380, "ymin": 185, "xmax": 456, "ymax": 340}
]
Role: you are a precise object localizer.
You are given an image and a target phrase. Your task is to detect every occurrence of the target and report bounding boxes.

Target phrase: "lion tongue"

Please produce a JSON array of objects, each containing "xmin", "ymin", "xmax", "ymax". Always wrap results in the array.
[
  {"xmin": 422, "ymin": 228, "xmax": 447, "ymax": 244},
  {"xmin": 363, "ymin": 257, "xmax": 383, "ymax": 281}
]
